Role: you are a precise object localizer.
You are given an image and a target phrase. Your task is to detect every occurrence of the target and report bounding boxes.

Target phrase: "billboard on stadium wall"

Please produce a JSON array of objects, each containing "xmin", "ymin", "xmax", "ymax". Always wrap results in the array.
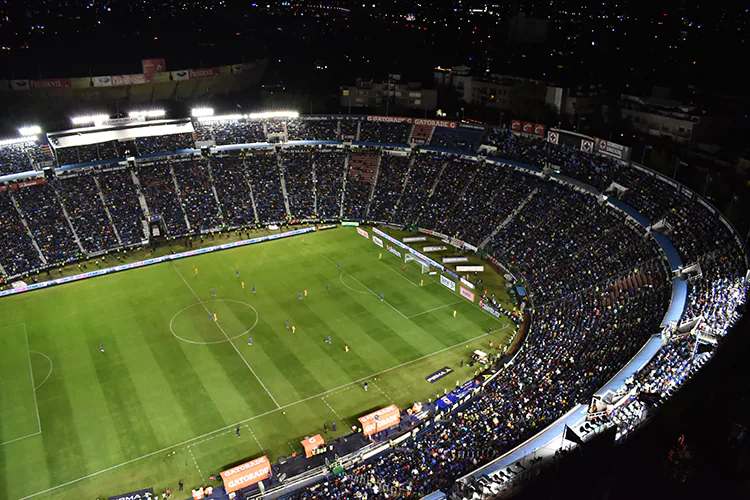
[
  {"xmin": 456, "ymin": 265, "xmax": 484, "ymax": 272},
  {"xmin": 581, "ymin": 139, "xmax": 594, "ymax": 153},
  {"xmin": 534, "ymin": 123, "xmax": 545, "ymax": 136},
  {"xmin": 548, "ymin": 131, "xmax": 559, "ymax": 144},
  {"xmin": 372, "ymin": 235, "xmax": 384, "ymax": 247},
  {"xmin": 511, "ymin": 120, "xmax": 521, "ymax": 132},
  {"xmin": 440, "ymin": 274, "xmax": 456, "ymax": 291},
  {"xmin": 142, "ymin": 58, "xmax": 166, "ymax": 75},
  {"xmin": 189, "ymin": 67, "xmax": 220, "ymax": 79},
  {"xmin": 423, "ymin": 246, "xmax": 447, "ymax": 252},
  {"xmin": 460, "ymin": 277, "xmax": 475, "ymax": 290},
  {"xmin": 108, "ymin": 487, "xmax": 154, "ymax": 500},
  {"xmin": 443, "ymin": 256, "xmax": 468, "ymax": 263},
  {"xmin": 357, "ymin": 227, "xmax": 369, "ymax": 238},
  {"xmin": 521, "ymin": 122, "xmax": 533, "ymax": 134},
  {"xmin": 403, "ymin": 236, "xmax": 427, "ymax": 243},
  {"xmin": 367, "ymin": 115, "xmax": 413, "ymax": 124},
  {"xmin": 460, "ymin": 286, "xmax": 475, "ymax": 302},
  {"xmin": 386, "ymin": 244, "xmax": 402, "ymax": 258},
  {"xmin": 359, "ymin": 404, "xmax": 400, "ymax": 436},
  {"xmin": 10, "ymin": 80, "xmax": 30, "ymax": 90},
  {"xmin": 30, "ymin": 78, "xmax": 72, "ymax": 89},
  {"xmin": 595, "ymin": 138, "xmax": 631, "ymax": 162},
  {"xmin": 171, "ymin": 70, "xmax": 190, "ymax": 81},
  {"xmin": 342, "ymin": 221, "xmax": 360, "ymax": 227},
  {"xmin": 221, "ymin": 456, "xmax": 272, "ymax": 493}
]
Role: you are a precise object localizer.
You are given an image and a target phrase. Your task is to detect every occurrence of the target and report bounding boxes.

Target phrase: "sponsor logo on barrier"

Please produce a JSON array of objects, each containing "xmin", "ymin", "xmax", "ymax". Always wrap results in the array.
[
  {"xmin": 357, "ymin": 227, "xmax": 369, "ymax": 239},
  {"xmin": 426, "ymin": 366, "xmax": 454, "ymax": 383},
  {"xmin": 386, "ymin": 244, "xmax": 402, "ymax": 258},
  {"xmin": 108, "ymin": 488, "xmax": 154, "ymax": 500},
  {"xmin": 511, "ymin": 120, "xmax": 521, "ymax": 131},
  {"xmin": 30, "ymin": 78, "xmax": 72, "ymax": 89},
  {"xmin": 460, "ymin": 277, "xmax": 475, "ymax": 290},
  {"xmin": 189, "ymin": 67, "xmax": 220, "ymax": 79},
  {"xmin": 522, "ymin": 121, "xmax": 533, "ymax": 134},
  {"xmin": 317, "ymin": 224, "xmax": 337, "ymax": 230},
  {"xmin": 171, "ymin": 70, "xmax": 190, "ymax": 81},
  {"xmin": 534, "ymin": 123, "xmax": 545, "ymax": 136},
  {"xmin": 342, "ymin": 221, "xmax": 360, "ymax": 227},
  {"xmin": 373, "ymin": 228, "xmax": 444, "ymax": 271},
  {"xmin": 142, "ymin": 58, "xmax": 166, "ymax": 75},
  {"xmin": 423, "ymin": 245, "xmax": 447, "ymax": 252},
  {"xmin": 460, "ymin": 286, "xmax": 475, "ymax": 302},
  {"xmin": 440, "ymin": 274, "xmax": 456, "ymax": 291},
  {"xmin": 403, "ymin": 236, "xmax": 427, "ymax": 243},
  {"xmin": 581, "ymin": 139, "xmax": 594, "ymax": 153},
  {"xmin": 381, "ymin": 223, "xmax": 404, "ymax": 230},
  {"xmin": 372, "ymin": 235, "xmax": 384, "ymax": 247},
  {"xmin": 443, "ymin": 256, "xmax": 468, "ymax": 263},
  {"xmin": 479, "ymin": 300, "xmax": 502, "ymax": 318},
  {"xmin": 446, "ymin": 269, "xmax": 459, "ymax": 279},
  {"xmin": 548, "ymin": 131, "xmax": 559, "ymax": 144},
  {"xmin": 418, "ymin": 228, "xmax": 448, "ymax": 239},
  {"xmin": 456, "ymin": 265, "xmax": 484, "ymax": 272},
  {"xmin": 367, "ymin": 115, "xmax": 413, "ymax": 124}
]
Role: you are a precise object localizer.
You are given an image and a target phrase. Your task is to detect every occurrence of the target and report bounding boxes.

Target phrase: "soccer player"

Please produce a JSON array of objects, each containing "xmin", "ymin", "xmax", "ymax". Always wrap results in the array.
[
  {"xmin": 194, "ymin": 267, "xmax": 198, "ymax": 276},
  {"xmin": 248, "ymin": 337, "xmax": 252, "ymax": 346},
  {"xmin": 302, "ymin": 236, "xmax": 305, "ymax": 244},
  {"xmin": 286, "ymin": 320, "xmax": 290, "ymax": 329},
  {"xmin": 242, "ymin": 281, "xmax": 245, "ymax": 290},
  {"xmin": 252, "ymin": 285, "xmax": 256, "ymax": 293},
  {"xmin": 292, "ymin": 325, "xmax": 296, "ymax": 334},
  {"xmin": 378, "ymin": 252, "xmax": 382, "ymax": 260},
  {"xmin": 326, "ymin": 335, "xmax": 331, "ymax": 344},
  {"xmin": 403, "ymin": 265, "xmax": 407, "ymax": 272},
  {"xmin": 326, "ymin": 284, "xmax": 331, "ymax": 293},
  {"xmin": 337, "ymin": 262, "xmax": 341, "ymax": 268},
  {"xmin": 420, "ymin": 279, "xmax": 424, "ymax": 286},
  {"xmin": 380, "ymin": 293, "xmax": 384, "ymax": 301},
  {"xmin": 236, "ymin": 269, "xmax": 240, "ymax": 278},
  {"xmin": 344, "ymin": 344, "xmax": 349, "ymax": 352},
  {"xmin": 304, "ymin": 289, "xmax": 308, "ymax": 297},
  {"xmin": 453, "ymin": 310, "xmax": 457, "ymax": 318},
  {"xmin": 298, "ymin": 291, "xmax": 303, "ymax": 300},
  {"xmin": 213, "ymin": 312, "xmax": 218, "ymax": 322},
  {"xmin": 211, "ymin": 288, "xmax": 216, "ymax": 297},
  {"xmin": 236, "ymin": 426, "xmax": 240, "ymax": 438},
  {"xmin": 99, "ymin": 343, "xmax": 105, "ymax": 353},
  {"xmin": 364, "ymin": 382, "xmax": 368, "ymax": 392}
]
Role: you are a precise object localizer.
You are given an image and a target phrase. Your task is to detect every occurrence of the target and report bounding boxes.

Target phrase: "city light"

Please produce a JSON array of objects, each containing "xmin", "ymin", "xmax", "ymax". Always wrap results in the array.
[
  {"xmin": 18, "ymin": 125, "xmax": 42, "ymax": 136},
  {"xmin": 71, "ymin": 114, "xmax": 109, "ymax": 125},
  {"xmin": 191, "ymin": 107, "xmax": 215, "ymax": 117}
]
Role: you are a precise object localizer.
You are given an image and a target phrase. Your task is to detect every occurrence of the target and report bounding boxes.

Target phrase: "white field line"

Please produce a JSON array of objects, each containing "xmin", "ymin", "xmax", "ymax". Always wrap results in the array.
[
  {"xmin": 19, "ymin": 329, "xmax": 489, "ymax": 499},
  {"xmin": 321, "ymin": 254, "xmax": 409, "ymax": 319},
  {"xmin": 172, "ymin": 263, "xmax": 280, "ymax": 408},
  {"xmin": 0, "ymin": 431, "xmax": 42, "ymax": 447},
  {"xmin": 29, "ymin": 351, "xmax": 53, "ymax": 390},
  {"xmin": 245, "ymin": 424, "xmax": 266, "ymax": 453},
  {"xmin": 25, "ymin": 325, "xmax": 42, "ymax": 434},
  {"xmin": 188, "ymin": 448, "xmax": 203, "ymax": 477},
  {"xmin": 322, "ymin": 397, "xmax": 346, "ymax": 426},
  {"xmin": 407, "ymin": 300, "xmax": 464, "ymax": 319},
  {"xmin": 372, "ymin": 381, "xmax": 395, "ymax": 405}
]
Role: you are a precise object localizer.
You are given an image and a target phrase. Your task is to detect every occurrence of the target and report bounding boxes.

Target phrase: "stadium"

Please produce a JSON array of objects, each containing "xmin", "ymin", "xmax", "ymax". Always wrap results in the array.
[{"xmin": 0, "ymin": 110, "xmax": 747, "ymax": 500}]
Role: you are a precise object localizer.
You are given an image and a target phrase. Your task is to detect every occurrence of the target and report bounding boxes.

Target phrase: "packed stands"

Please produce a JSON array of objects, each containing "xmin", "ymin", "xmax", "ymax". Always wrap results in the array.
[
  {"xmin": 342, "ymin": 151, "xmax": 377, "ymax": 219},
  {"xmin": 287, "ymin": 119, "xmax": 339, "ymax": 141},
  {"xmin": 244, "ymin": 151, "xmax": 287, "ymax": 222},
  {"xmin": 207, "ymin": 119, "xmax": 266, "ymax": 145},
  {"xmin": 172, "ymin": 159, "xmax": 224, "ymax": 232},
  {"xmin": 390, "ymin": 152, "xmax": 445, "ymax": 224},
  {"xmin": 313, "ymin": 150, "xmax": 346, "ymax": 219},
  {"xmin": 0, "ymin": 140, "xmax": 45, "ymax": 175},
  {"xmin": 281, "ymin": 149, "xmax": 316, "ymax": 219},
  {"xmin": 368, "ymin": 153, "xmax": 411, "ymax": 222},
  {"xmin": 135, "ymin": 161, "xmax": 189, "ymax": 236},
  {"xmin": 97, "ymin": 167, "xmax": 146, "ymax": 245},
  {"xmin": 56, "ymin": 173, "xmax": 119, "ymax": 253},
  {"xmin": 430, "ymin": 126, "xmax": 485, "ymax": 152},
  {"xmin": 0, "ymin": 190, "xmax": 43, "ymax": 277},
  {"xmin": 210, "ymin": 154, "xmax": 257, "ymax": 227},
  {"xmin": 13, "ymin": 181, "xmax": 80, "ymax": 265},
  {"xmin": 359, "ymin": 120, "xmax": 410, "ymax": 144},
  {"xmin": 339, "ymin": 119, "xmax": 359, "ymax": 141},
  {"xmin": 136, "ymin": 133, "xmax": 194, "ymax": 155},
  {"xmin": 417, "ymin": 155, "xmax": 476, "ymax": 229}
]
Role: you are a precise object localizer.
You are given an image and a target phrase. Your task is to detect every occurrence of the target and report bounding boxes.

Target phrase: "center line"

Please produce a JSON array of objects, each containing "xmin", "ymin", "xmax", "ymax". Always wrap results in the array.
[{"xmin": 172, "ymin": 264, "xmax": 280, "ymax": 408}]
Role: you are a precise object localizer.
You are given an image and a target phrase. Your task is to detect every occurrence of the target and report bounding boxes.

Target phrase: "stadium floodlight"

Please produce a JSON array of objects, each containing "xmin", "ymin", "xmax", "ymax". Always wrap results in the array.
[
  {"xmin": 246, "ymin": 111, "xmax": 299, "ymax": 120},
  {"xmin": 191, "ymin": 107, "xmax": 214, "ymax": 117},
  {"xmin": 18, "ymin": 125, "xmax": 42, "ymax": 136},
  {"xmin": 129, "ymin": 109, "xmax": 166, "ymax": 118},
  {"xmin": 71, "ymin": 114, "xmax": 109, "ymax": 125},
  {"xmin": 198, "ymin": 113, "xmax": 243, "ymax": 123},
  {"xmin": 0, "ymin": 136, "xmax": 35, "ymax": 147}
]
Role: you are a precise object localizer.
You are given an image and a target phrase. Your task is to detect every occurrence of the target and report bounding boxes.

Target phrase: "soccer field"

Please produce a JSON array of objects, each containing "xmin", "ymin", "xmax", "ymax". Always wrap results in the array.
[{"xmin": 0, "ymin": 227, "xmax": 514, "ymax": 500}]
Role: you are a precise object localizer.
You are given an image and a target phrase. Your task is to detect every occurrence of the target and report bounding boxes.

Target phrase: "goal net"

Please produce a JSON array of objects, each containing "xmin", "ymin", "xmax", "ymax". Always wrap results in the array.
[{"xmin": 405, "ymin": 253, "xmax": 430, "ymax": 274}]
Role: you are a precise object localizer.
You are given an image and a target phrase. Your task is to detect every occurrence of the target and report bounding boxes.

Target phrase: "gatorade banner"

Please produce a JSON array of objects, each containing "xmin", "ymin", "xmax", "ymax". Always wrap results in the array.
[
  {"xmin": 359, "ymin": 404, "xmax": 400, "ymax": 436},
  {"xmin": 460, "ymin": 286, "xmax": 475, "ymax": 302},
  {"xmin": 357, "ymin": 227, "xmax": 369, "ymax": 239},
  {"xmin": 221, "ymin": 456, "xmax": 271, "ymax": 493},
  {"xmin": 372, "ymin": 235, "xmax": 384, "ymax": 247},
  {"xmin": 301, "ymin": 434, "xmax": 325, "ymax": 458}
]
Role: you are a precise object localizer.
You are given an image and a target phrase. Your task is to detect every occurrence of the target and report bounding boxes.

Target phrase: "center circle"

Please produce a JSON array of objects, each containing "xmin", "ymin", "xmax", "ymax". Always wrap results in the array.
[{"xmin": 169, "ymin": 299, "xmax": 259, "ymax": 345}]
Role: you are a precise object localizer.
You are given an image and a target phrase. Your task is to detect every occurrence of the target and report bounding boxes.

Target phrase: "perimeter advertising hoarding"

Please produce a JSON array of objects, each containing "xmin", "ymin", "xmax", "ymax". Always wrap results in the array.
[
  {"xmin": 221, "ymin": 456, "xmax": 271, "ymax": 493},
  {"xmin": 342, "ymin": 221, "xmax": 360, "ymax": 227},
  {"xmin": 357, "ymin": 227, "xmax": 369, "ymax": 239},
  {"xmin": 373, "ymin": 228, "xmax": 444, "ymax": 271},
  {"xmin": 386, "ymin": 244, "xmax": 402, "ymax": 258},
  {"xmin": 108, "ymin": 488, "xmax": 154, "ymax": 500},
  {"xmin": 423, "ymin": 246, "xmax": 447, "ymax": 252},
  {"xmin": 522, "ymin": 122, "xmax": 533, "ymax": 134},
  {"xmin": 440, "ymin": 274, "xmax": 456, "ymax": 291},
  {"xmin": 367, "ymin": 116, "xmax": 458, "ymax": 129},
  {"xmin": 533, "ymin": 123, "xmax": 545, "ymax": 136},
  {"xmin": 403, "ymin": 236, "xmax": 427, "ymax": 243},
  {"xmin": 595, "ymin": 138, "xmax": 631, "ymax": 162},
  {"xmin": 142, "ymin": 58, "xmax": 166, "ymax": 75},
  {"xmin": 372, "ymin": 235, "xmax": 384, "ymax": 247},
  {"xmin": 189, "ymin": 67, "xmax": 220, "ymax": 79},
  {"xmin": 443, "ymin": 257, "xmax": 468, "ymax": 263},
  {"xmin": 456, "ymin": 266, "xmax": 484, "ymax": 272},
  {"xmin": 460, "ymin": 286, "xmax": 475, "ymax": 302},
  {"xmin": 479, "ymin": 299, "xmax": 502, "ymax": 318},
  {"xmin": 511, "ymin": 120, "xmax": 521, "ymax": 132},
  {"xmin": 359, "ymin": 404, "xmax": 401, "ymax": 436}
]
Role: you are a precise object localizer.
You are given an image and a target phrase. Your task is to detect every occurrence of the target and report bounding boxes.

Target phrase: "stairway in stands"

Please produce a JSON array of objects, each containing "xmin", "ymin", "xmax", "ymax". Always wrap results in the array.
[
  {"xmin": 600, "ymin": 263, "xmax": 665, "ymax": 307},
  {"xmin": 347, "ymin": 152, "xmax": 380, "ymax": 184},
  {"xmin": 409, "ymin": 124, "xmax": 435, "ymax": 145}
]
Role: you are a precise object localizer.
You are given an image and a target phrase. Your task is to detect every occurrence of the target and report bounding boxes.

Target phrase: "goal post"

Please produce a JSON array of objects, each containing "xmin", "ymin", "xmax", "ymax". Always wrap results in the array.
[{"xmin": 405, "ymin": 253, "xmax": 430, "ymax": 274}]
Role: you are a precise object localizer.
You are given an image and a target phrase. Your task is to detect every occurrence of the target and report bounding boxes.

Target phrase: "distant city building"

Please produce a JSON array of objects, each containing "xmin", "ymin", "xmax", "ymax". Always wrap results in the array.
[
  {"xmin": 507, "ymin": 13, "xmax": 549, "ymax": 44},
  {"xmin": 340, "ymin": 78, "xmax": 437, "ymax": 111},
  {"xmin": 618, "ymin": 94, "xmax": 703, "ymax": 146}
]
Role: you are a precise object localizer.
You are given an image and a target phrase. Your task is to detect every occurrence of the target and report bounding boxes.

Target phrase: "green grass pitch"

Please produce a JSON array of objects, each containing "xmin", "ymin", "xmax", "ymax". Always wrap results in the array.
[{"xmin": 0, "ymin": 227, "xmax": 514, "ymax": 499}]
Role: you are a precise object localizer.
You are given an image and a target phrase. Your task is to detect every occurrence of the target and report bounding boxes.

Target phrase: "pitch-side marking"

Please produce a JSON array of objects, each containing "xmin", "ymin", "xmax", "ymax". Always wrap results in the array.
[
  {"xmin": 29, "ymin": 351, "xmax": 53, "ymax": 390},
  {"xmin": 172, "ymin": 264, "xmax": 281, "ymax": 409},
  {"xmin": 322, "ymin": 397, "xmax": 346, "ymax": 426},
  {"xmin": 19, "ymin": 330, "xmax": 490, "ymax": 499},
  {"xmin": 372, "ymin": 381, "xmax": 395, "ymax": 405},
  {"xmin": 188, "ymin": 448, "xmax": 203, "ymax": 477},
  {"xmin": 378, "ymin": 259, "xmax": 424, "ymax": 287},
  {"xmin": 406, "ymin": 300, "xmax": 464, "ymax": 319},
  {"xmin": 169, "ymin": 299, "xmax": 259, "ymax": 345},
  {"xmin": 321, "ymin": 254, "xmax": 409, "ymax": 319},
  {"xmin": 25, "ymin": 325, "xmax": 42, "ymax": 435},
  {"xmin": 245, "ymin": 424, "xmax": 266, "ymax": 453}
]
